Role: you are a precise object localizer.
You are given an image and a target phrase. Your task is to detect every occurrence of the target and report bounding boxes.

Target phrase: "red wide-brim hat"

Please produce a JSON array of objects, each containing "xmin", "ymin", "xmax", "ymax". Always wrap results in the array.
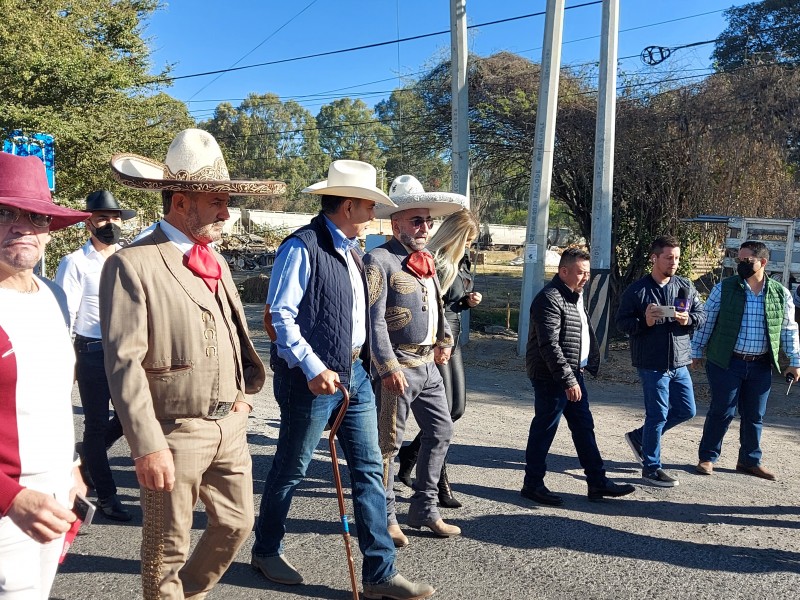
[{"xmin": 0, "ymin": 153, "xmax": 90, "ymax": 230}]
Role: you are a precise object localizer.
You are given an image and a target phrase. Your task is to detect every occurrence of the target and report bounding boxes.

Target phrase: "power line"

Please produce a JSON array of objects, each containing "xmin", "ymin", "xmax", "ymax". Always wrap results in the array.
[
  {"xmin": 154, "ymin": 1, "xmax": 602, "ymax": 84},
  {"xmin": 187, "ymin": 0, "xmax": 322, "ymax": 101}
]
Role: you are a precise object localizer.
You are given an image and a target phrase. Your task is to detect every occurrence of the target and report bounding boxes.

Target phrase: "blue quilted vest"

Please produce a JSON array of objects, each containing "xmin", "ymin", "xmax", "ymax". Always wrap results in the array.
[{"xmin": 270, "ymin": 213, "xmax": 364, "ymax": 386}]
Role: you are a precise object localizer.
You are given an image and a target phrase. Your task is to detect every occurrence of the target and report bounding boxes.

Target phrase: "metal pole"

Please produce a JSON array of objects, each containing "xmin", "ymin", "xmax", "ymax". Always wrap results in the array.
[
  {"xmin": 517, "ymin": 0, "xmax": 565, "ymax": 355},
  {"xmin": 586, "ymin": 0, "xmax": 619, "ymax": 358},
  {"xmin": 451, "ymin": 0, "xmax": 473, "ymax": 344}
]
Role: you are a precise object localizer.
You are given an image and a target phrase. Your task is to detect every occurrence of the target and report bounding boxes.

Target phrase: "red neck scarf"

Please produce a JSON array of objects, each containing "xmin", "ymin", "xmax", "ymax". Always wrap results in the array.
[
  {"xmin": 407, "ymin": 250, "xmax": 436, "ymax": 279},
  {"xmin": 185, "ymin": 244, "xmax": 222, "ymax": 292}
]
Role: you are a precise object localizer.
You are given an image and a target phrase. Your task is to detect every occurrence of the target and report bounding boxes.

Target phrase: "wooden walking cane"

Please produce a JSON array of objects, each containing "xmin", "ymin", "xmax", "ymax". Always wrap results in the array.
[{"xmin": 330, "ymin": 381, "xmax": 359, "ymax": 600}]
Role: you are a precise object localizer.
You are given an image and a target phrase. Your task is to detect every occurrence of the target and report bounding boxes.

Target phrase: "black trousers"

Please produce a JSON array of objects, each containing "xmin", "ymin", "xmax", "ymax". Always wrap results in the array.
[{"xmin": 74, "ymin": 336, "xmax": 125, "ymax": 499}]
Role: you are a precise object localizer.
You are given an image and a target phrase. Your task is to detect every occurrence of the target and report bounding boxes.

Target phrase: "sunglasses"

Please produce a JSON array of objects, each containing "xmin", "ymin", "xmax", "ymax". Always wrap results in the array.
[
  {"xmin": 406, "ymin": 216, "xmax": 434, "ymax": 228},
  {"xmin": 734, "ymin": 257, "xmax": 763, "ymax": 265},
  {"xmin": 0, "ymin": 207, "xmax": 53, "ymax": 229}
]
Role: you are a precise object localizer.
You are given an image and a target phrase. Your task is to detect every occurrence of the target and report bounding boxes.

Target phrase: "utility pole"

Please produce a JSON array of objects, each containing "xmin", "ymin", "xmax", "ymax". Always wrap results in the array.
[
  {"xmin": 586, "ymin": 0, "xmax": 619, "ymax": 358},
  {"xmin": 450, "ymin": 0, "xmax": 469, "ymax": 203},
  {"xmin": 517, "ymin": 0, "xmax": 565, "ymax": 355},
  {"xmin": 451, "ymin": 0, "xmax": 471, "ymax": 343}
]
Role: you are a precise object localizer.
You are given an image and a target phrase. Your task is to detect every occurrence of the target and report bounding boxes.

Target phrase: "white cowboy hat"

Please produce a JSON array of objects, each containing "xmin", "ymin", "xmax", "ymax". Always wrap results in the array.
[
  {"xmin": 110, "ymin": 129, "xmax": 286, "ymax": 196},
  {"xmin": 374, "ymin": 174, "xmax": 467, "ymax": 218},
  {"xmin": 302, "ymin": 160, "xmax": 395, "ymax": 206}
]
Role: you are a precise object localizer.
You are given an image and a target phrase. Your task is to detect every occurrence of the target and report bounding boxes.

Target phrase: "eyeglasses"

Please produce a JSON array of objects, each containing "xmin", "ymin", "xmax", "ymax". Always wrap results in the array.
[
  {"xmin": 0, "ymin": 207, "xmax": 52, "ymax": 229},
  {"xmin": 734, "ymin": 257, "xmax": 763, "ymax": 265},
  {"xmin": 406, "ymin": 217, "xmax": 434, "ymax": 228}
]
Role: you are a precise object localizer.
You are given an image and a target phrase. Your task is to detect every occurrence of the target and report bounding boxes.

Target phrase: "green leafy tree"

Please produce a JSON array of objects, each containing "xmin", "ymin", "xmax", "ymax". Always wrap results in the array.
[
  {"xmin": 0, "ymin": 0, "xmax": 194, "ymax": 272},
  {"xmin": 202, "ymin": 93, "xmax": 324, "ymax": 211},
  {"xmin": 316, "ymin": 98, "xmax": 390, "ymax": 169},
  {"xmin": 712, "ymin": 0, "xmax": 800, "ymax": 71}
]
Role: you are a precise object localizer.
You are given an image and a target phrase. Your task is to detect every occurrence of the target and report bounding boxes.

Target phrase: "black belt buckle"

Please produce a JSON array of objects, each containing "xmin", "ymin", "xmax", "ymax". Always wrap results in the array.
[
  {"xmin": 734, "ymin": 352, "xmax": 766, "ymax": 362},
  {"xmin": 207, "ymin": 401, "xmax": 233, "ymax": 420}
]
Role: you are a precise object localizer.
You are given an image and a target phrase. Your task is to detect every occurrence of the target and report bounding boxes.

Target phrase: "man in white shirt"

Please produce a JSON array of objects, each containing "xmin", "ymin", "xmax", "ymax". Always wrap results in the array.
[{"xmin": 55, "ymin": 190, "xmax": 136, "ymax": 521}]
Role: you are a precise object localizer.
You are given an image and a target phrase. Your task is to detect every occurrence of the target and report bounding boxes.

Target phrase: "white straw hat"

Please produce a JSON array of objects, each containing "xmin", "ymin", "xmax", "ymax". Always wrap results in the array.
[
  {"xmin": 110, "ymin": 129, "xmax": 286, "ymax": 196},
  {"xmin": 374, "ymin": 174, "xmax": 466, "ymax": 218},
  {"xmin": 302, "ymin": 160, "xmax": 395, "ymax": 206}
]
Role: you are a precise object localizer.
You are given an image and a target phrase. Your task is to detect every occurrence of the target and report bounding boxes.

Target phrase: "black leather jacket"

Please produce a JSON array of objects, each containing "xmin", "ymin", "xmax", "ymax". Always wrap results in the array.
[
  {"xmin": 442, "ymin": 254, "xmax": 474, "ymax": 340},
  {"xmin": 525, "ymin": 275, "xmax": 600, "ymax": 388}
]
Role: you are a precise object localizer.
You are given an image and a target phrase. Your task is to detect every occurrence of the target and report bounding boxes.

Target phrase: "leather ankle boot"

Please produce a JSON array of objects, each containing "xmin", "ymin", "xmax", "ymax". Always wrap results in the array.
[
  {"xmin": 396, "ymin": 436, "xmax": 420, "ymax": 488},
  {"xmin": 438, "ymin": 464, "xmax": 462, "ymax": 508}
]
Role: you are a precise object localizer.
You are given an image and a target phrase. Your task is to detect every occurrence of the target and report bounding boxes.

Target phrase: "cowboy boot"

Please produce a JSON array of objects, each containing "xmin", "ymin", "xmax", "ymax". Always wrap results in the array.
[
  {"xmin": 438, "ymin": 463, "xmax": 462, "ymax": 508},
  {"xmin": 396, "ymin": 435, "xmax": 421, "ymax": 488}
]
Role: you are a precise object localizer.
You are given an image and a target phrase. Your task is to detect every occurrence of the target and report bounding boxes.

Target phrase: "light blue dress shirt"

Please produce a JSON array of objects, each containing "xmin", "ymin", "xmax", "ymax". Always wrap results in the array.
[{"xmin": 267, "ymin": 215, "xmax": 366, "ymax": 381}]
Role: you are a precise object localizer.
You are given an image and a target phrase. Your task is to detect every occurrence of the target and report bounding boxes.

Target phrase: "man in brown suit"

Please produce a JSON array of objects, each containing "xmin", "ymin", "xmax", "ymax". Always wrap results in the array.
[{"xmin": 100, "ymin": 129, "xmax": 284, "ymax": 599}]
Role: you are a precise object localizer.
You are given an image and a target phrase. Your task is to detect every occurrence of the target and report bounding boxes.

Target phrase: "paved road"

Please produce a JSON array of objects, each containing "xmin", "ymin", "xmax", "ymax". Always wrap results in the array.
[{"xmin": 51, "ymin": 308, "xmax": 800, "ymax": 600}]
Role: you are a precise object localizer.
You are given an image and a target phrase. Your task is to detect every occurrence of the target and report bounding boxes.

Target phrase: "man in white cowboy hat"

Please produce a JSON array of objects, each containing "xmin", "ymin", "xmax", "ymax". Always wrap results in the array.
[
  {"xmin": 363, "ymin": 174, "xmax": 465, "ymax": 545},
  {"xmin": 55, "ymin": 190, "xmax": 138, "ymax": 523},
  {"xmin": 252, "ymin": 160, "xmax": 435, "ymax": 600},
  {"xmin": 101, "ymin": 129, "xmax": 278, "ymax": 599},
  {"xmin": 0, "ymin": 152, "xmax": 90, "ymax": 597}
]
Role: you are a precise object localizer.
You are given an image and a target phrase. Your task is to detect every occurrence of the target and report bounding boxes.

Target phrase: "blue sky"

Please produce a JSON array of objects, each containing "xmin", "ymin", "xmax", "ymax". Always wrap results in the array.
[{"xmin": 145, "ymin": 1, "xmax": 753, "ymax": 122}]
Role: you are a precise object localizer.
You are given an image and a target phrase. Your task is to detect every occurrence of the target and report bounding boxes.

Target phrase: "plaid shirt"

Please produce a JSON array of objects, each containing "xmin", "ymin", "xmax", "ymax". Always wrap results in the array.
[{"xmin": 691, "ymin": 278, "xmax": 800, "ymax": 366}]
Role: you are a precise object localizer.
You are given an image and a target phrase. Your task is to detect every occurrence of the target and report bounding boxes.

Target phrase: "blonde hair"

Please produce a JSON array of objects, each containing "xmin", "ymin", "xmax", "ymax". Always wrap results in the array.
[{"xmin": 426, "ymin": 210, "xmax": 479, "ymax": 292}]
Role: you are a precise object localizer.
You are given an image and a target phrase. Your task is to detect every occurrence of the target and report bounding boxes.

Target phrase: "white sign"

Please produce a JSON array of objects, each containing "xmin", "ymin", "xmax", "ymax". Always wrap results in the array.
[{"xmin": 525, "ymin": 244, "xmax": 538, "ymax": 263}]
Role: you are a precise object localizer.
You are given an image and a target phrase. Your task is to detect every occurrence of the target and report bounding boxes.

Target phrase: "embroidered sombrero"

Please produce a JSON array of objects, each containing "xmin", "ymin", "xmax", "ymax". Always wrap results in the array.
[
  {"xmin": 375, "ymin": 174, "xmax": 467, "ymax": 218},
  {"xmin": 110, "ymin": 129, "xmax": 286, "ymax": 196}
]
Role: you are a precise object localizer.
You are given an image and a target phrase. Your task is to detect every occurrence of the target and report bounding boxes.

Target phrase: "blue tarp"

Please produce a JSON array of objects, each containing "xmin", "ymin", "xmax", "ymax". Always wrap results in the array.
[{"xmin": 2, "ymin": 131, "xmax": 55, "ymax": 192}]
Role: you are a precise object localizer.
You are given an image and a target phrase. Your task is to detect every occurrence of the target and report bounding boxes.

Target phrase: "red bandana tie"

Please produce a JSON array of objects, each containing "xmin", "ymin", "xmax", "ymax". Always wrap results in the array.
[
  {"xmin": 185, "ymin": 244, "xmax": 222, "ymax": 292},
  {"xmin": 407, "ymin": 251, "xmax": 436, "ymax": 279}
]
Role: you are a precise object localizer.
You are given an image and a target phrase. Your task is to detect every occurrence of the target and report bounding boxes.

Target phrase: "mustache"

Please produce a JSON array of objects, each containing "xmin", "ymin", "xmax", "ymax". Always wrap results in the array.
[{"xmin": 2, "ymin": 235, "xmax": 38, "ymax": 246}]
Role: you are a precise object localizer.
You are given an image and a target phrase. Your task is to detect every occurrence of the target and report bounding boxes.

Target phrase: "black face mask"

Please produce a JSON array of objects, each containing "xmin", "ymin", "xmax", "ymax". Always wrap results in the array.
[
  {"xmin": 93, "ymin": 223, "xmax": 121, "ymax": 245},
  {"xmin": 737, "ymin": 261, "xmax": 757, "ymax": 280}
]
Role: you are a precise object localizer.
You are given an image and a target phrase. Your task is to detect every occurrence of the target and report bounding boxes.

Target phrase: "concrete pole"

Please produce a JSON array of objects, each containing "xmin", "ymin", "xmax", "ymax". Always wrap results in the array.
[
  {"xmin": 586, "ymin": 0, "xmax": 619, "ymax": 358},
  {"xmin": 450, "ymin": 0, "xmax": 470, "ymax": 202},
  {"xmin": 451, "ymin": 0, "xmax": 472, "ymax": 344},
  {"xmin": 517, "ymin": 0, "xmax": 565, "ymax": 355}
]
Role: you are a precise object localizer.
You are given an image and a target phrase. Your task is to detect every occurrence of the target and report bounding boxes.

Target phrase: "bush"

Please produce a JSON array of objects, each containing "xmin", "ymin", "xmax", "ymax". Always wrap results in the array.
[{"xmin": 240, "ymin": 276, "xmax": 270, "ymax": 303}]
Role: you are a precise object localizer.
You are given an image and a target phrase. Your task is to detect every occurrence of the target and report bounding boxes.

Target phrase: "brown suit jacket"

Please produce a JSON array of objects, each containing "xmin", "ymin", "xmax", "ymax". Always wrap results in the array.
[{"xmin": 100, "ymin": 225, "xmax": 265, "ymax": 458}]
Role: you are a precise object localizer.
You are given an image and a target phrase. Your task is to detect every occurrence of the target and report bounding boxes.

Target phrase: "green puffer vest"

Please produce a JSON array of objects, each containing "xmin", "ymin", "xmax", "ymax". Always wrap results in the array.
[{"xmin": 706, "ymin": 275, "xmax": 784, "ymax": 371}]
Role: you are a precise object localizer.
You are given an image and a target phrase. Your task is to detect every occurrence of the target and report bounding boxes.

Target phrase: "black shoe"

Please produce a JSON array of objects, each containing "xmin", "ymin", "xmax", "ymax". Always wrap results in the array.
[
  {"xmin": 396, "ymin": 437, "xmax": 420, "ymax": 488},
  {"xmin": 98, "ymin": 494, "xmax": 132, "ymax": 522},
  {"xmin": 624, "ymin": 431, "xmax": 644, "ymax": 466},
  {"xmin": 521, "ymin": 485, "xmax": 563, "ymax": 506},
  {"xmin": 587, "ymin": 480, "xmax": 636, "ymax": 501},
  {"xmin": 437, "ymin": 464, "xmax": 462, "ymax": 508}
]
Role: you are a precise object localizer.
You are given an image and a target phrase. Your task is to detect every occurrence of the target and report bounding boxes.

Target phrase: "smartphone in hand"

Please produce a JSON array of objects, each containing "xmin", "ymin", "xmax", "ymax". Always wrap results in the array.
[{"xmin": 59, "ymin": 493, "xmax": 96, "ymax": 563}]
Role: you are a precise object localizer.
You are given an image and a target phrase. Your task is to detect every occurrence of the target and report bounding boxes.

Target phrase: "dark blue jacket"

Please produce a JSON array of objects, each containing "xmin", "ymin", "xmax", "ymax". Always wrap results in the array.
[
  {"xmin": 615, "ymin": 274, "xmax": 706, "ymax": 370},
  {"xmin": 269, "ymin": 213, "xmax": 368, "ymax": 386}
]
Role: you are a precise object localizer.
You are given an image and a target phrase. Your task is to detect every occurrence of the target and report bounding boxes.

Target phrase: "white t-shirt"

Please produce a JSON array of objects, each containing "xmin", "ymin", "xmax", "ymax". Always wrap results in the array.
[{"xmin": 0, "ymin": 278, "xmax": 75, "ymax": 512}]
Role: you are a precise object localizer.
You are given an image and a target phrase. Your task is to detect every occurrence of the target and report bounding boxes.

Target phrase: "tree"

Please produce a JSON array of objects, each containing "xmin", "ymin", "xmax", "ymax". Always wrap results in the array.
[
  {"xmin": 712, "ymin": 0, "xmax": 800, "ymax": 71},
  {"xmin": 202, "ymin": 93, "xmax": 324, "ymax": 211},
  {"xmin": 0, "ymin": 0, "xmax": 195, "ymax": 272},
  {"xmin": 316, "ymin": 98, "xmax": 390, "ymax": 169}
]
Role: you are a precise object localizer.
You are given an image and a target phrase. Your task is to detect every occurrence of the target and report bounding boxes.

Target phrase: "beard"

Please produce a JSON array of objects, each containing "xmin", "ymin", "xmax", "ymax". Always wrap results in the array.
[
  {"xmin": 186, "ymin": 203, "xmax": 224, "ymax": 243},
  {"xmin": 399, "ymin": 231, "xmax": 427, "ymax": 251}
]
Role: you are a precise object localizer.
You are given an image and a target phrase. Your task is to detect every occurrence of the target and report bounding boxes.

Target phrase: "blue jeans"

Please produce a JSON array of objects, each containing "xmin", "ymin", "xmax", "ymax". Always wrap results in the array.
[
  {"xmin": 252, "ymin": 359, "xmax": 396, "ymax": 585},
  {"xmin": 629, "ymin": 366, "xmax": 696, "ymax": 472},
  {"xmin": 74, "ymin": 339, "xmax": 124, "ymax": 500},
  {"xmin": 699, "ymin": 357, "xmax": 772, "ymax": 466},
  {"xmin": 523, "ymin": 372, "xmax": 607, "ymax": 489}
]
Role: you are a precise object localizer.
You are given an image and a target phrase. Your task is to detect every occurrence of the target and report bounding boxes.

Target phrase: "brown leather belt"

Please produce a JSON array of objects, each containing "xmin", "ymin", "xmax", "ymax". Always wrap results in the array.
[
  {"xmin": 731, "ymin": 352, "xmax": 768, "ymax": 362},
  {"xmin": 352, "ymin": 346, "xmax": 362, "ymax": 363}
]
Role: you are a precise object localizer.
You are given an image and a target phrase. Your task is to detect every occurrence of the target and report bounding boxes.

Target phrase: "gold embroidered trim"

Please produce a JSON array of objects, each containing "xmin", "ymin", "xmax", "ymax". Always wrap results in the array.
[
  {"xmin": 141, "ymin": 488, "xmax": 166, "ymax": 600},
  {"xmin": 164, "ymin": 157, "xmax": 230, "ymax": 181},
  {"xmin": 398, "ymin": 354, "xmax": 434, "ymax": 368},
  {"xmin": 385, "ymin": 306, "xmax": 412, "ymax": 331},
  {"xmin": 373, "ymin": 357, "xmax": 401, "ymax": 377},
  {"xmin": 436, "ymin": 336, "xmax": 454, "ymax": 348},
  {"xmin": 365, "ymin": 264, "xmax": 383, "ymax": 307},
  {"xmin": 389, "ymin": 271, "xmax": 418, "ymax": 294},
  {"xmin": 377, "ymin": 385, "xmax": 399, "ymax": 487}
]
